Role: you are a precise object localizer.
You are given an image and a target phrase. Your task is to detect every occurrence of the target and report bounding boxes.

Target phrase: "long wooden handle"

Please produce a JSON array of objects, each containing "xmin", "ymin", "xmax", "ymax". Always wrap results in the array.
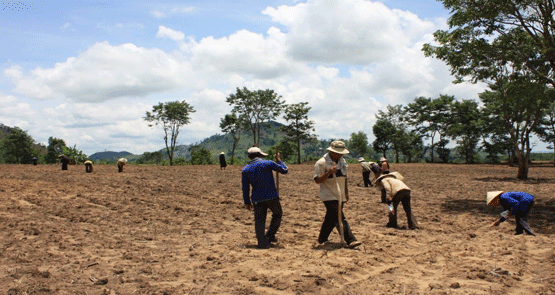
[
  {"xmin": 275, "ymin": 146, "xmax": 279, "ymax": 194},
  {"xmin": 335, "ymin": 173, "xmax": 345, "ymax": 245}
]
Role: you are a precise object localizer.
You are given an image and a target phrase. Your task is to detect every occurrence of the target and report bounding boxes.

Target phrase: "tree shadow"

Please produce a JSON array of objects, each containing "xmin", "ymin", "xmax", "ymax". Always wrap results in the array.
[{"xmin": 441, "ymin": 198, "xmax": 555, "ymax": 235}]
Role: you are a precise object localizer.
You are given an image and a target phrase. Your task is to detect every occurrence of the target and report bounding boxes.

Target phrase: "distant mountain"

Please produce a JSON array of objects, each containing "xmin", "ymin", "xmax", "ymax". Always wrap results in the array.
[{"xmin": 89, "ymin": 151, "xmax": 134, "ymax": 161}]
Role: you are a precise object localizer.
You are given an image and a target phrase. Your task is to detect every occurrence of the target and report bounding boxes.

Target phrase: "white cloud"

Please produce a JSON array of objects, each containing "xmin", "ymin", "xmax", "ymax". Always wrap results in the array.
[
  {"xmin": 156, "ymin": 25, "xmax": 185, "ymax": 41},
  {"xmin": 5, "ymin": 42, "xmax": 202, "ymax": 102},
  {"xmin": 263, "ymin": 0, "xmax": 435, "ymax": 65},
  {"xmin": 150, "ymin": 10, "xmax": 166, "ymax": 18}
]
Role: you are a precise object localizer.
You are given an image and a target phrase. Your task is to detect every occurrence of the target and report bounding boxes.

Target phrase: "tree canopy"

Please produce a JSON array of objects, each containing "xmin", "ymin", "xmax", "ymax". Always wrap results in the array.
[{"xmin": 145, "ymin": 100, "xmax": 195, "ymax": 166}]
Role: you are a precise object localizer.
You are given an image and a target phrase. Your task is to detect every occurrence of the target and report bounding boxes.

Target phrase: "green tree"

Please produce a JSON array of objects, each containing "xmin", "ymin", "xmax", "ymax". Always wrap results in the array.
[
  {"xmin": 226, "ymin": 87, "xmax": 284, "ymax": 147},
  {"xmin": 63, "ymin": 145, "xmax": 88, "ymax": 164},
  {"xmin": 375, "ymin": 105, "xmax": 408, "ymax": 163},
  {"xmin": 405, "ymin": 95, "xmax": 454, "ymax": 163},
  {"xmin": 144, "ymin": 100, "xmax": 196, "ymax": 166},
  {"xmin": 189, "ymin": 145, "xmax": 213, "ymax": 165},
  {"xmin": 0, "ymin": 127, "xmax": 35, "ymax": 164},
  {"xmin": 220, "ymin": 113, "xmax": 242, "ymax": 165},
  {"xmin": 45, "ymin": 137, "xmax": 67, "ymax": 164},
  {"xmin": 348, "ymin": 131, "xmax": 368, "ymax": 159},
  {"xmin": 372, "ymin": 119, "xmax": 395, "ymax": 158},
  {"xmin": 281, "ymin": 102, "xmax": 316, "ymax": 164},
  {"xmin": 423, "ymin": 0, "xmax": 555, "ymax": 177},
  {"xmin": 423, "ymin": 0, "xmax": 555, "ymax": 88},
  {"xmin": 448, "ymin": 100, "xmax": 482, "ymax": 163},
  {"xmin": 480, "ymin": 77, "xmax": 553, "ymax": 178},
  {"xmin": 399, "ymin": 130, "xmax": 424, "ymax": 163}
]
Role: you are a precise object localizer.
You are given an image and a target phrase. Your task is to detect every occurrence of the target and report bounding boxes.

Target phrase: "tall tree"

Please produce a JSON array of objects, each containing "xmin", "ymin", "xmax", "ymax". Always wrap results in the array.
[
  {"xmin": 423, "ymin": 0, "xmax": 555, "ymax": 177},
  {"xmin": 448, "ymin": 99, "xmax": 483, "ymax": 163},
  {"xmin": 405, "ymin": 95, "xmax": 454, "ymax": 163},
  {"xmin": 348, "ymin": 131, "xmax": 369, "ymax": 159},
  {"xmin": 281, "ymin": 102, "xmax": 316, "ymax": 164},
  {"xmin": 399, "ymin": 130, "xmax": 424, "ymax": 163},
  {"xmin": 226, "ymin": 87, "xmax": 284, "ymax": 147},
  {"xmin": 220, "ymin": 114, "xmax": 242, "ymax": 165},
  {"xmin": 0, "ymin": 127, "xmax": 35, "ymax": 164},
  {"xmin": 144, "ymin": 100, "xmax": 195, "ymax": 166},
  {"xmin": 375, "ymin": 105, "xmax": 408, "ymax": 163},
  {"xmin": 372, "ymin": 119, "xmax": 395, "ymax": 158},
  {"xmin": 480, "ymin": 76, "xmax": 553, "ymax": 178},
  {"xmin": 45, "ymin": 137, "xmax": 67, "ymax": 164}
]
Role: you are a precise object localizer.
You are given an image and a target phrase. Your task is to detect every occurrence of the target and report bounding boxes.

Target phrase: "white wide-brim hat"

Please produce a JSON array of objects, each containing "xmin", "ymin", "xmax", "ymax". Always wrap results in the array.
[
  {"xmin": 247, "ymin": 147, "xmax": 268, "ymax": 156},
  {"xmin": 486, "ymin": 191, "xmax": 504, "ymax": 205},
  {"xmin": 327, "ymin": 141, "xmax": 349, "ymax": 155}
]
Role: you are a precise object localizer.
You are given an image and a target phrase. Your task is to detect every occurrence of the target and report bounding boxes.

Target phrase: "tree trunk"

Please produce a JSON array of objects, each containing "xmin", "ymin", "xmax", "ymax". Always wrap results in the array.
[{"xmin": 517, "ymin": 155, "xmax": 529, "ymax": 180}]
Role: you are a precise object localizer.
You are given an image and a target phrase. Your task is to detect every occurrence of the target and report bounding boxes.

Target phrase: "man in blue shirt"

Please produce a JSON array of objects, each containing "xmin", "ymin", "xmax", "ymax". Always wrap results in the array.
[
  {"xmin": 242, "ymin": 147, "xmax": 288, "ymax": 249},
  {"xmin": 487, "ymin": 191, "xmax": 535, "ymax": 235}
]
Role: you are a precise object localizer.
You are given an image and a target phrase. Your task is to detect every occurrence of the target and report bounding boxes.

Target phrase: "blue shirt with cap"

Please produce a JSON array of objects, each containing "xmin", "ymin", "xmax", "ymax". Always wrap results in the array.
[
  {"xmin": 242, "ymin": 158, "xmax": 288, "ymax": 205},
  {"xmin": 499, "ymin": 192, "xmax": 534, "ymax": 215}
]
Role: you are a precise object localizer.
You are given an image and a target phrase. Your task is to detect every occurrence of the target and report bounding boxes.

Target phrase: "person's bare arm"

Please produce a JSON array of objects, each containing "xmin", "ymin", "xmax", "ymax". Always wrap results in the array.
[{"xmin": 314, "ymin": 166, "xmax": 337, "ymax": 184}]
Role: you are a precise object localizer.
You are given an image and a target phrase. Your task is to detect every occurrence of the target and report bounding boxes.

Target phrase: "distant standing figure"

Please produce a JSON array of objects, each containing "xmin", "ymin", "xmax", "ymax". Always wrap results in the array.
[
  {"xmin": 379, "ymin": 157, "xmax": 390, "ymax": 174},
  {"xmin": 59, "ymin": 155, "xmax": 70, "ymax": 171},
  {"xmin": 487, "ymin": 191, "xmax": 535, "ymax": 235},
  {"xmin": 84, "ymin": 160, "xmax": 93, "ymax": 173},
  {"xmin": 32, "ymin": 156, "xmax": 38, "ymax": 165},
  {"xmin": 242, "ymin": 147, "xmax": 288, "ymax": 249},
  {"xmin": 219, "ymin": 152, "xmax": 227, "ymax": 170},
  {"xmin": 117, "ymin": 158, "xmax": 127, "ymax": 172},
  {"xmin": 373, "ymin": 172, "xmax": 418, "ymax": 230},
  {"xmin": 357, "ymin": 157, "xmax": 374, "ymax": 187},
  {"xmin": 314, "ymin": 141, "xmax": 361, "ymax": 249}
]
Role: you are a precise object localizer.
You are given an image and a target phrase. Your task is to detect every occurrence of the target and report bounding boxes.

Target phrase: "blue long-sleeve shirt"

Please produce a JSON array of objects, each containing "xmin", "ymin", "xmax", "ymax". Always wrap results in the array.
[
  {"xmin": 499, "ymin": 192, "xmax": 534, "ymax": 214},
  {"xmin": 242, "ymin": 158, "xmax": 288, "ymax": 205}
]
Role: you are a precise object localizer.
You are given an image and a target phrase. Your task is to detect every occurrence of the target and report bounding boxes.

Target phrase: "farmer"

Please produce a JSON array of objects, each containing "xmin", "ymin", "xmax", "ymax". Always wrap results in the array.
[
  {"xmin": 59, "ymin": 155, "xmax": 70, "ymax": 170},
  {"xmin": 32, "ymin": 156, "xmax": 38, "ymax": 165},
  {"xmin": 117, "ymin": 158, "xmax": 127, "ymax": 172},
  {"xmin": 379, "ymin": 157, "xmax": 390, "ymax": 174},
  {"xmin": 84, "ymin": 160, "xmax": 93, "ymax": 173},
  {"xmin": 314, "ymin": 141, "xmax": 362, "ymax": 249},
  {"xmin": 373, "ymin": 171, "xmax": 418, "ymax": 230},
  {"xmin": 358, "ymin": 157, "xmax": 374, "ymax": 187},
  {"xmin": 219, "ymin": 152, "xmax": 227, "ymax": 170},
  {"xmin": 487, "ymin": 191, "xmax": 535, "ymax": 235},
  {"xmin": 241, "ymin": 147, "xmax": 288, "ymax": 249}
]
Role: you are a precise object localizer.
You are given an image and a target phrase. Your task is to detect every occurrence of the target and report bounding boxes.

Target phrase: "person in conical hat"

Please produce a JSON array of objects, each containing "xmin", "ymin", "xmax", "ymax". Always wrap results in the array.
[
  {"xmin": 487, "ymin": 191, "xmax": 535, "ymax": 235},
  {"xmin": 374, "ymin": 172, "xmax": 417, "ymax": 230},
  {"xmin": 219, "ymin": 152, "xmax": 227, "ymax": 170}
]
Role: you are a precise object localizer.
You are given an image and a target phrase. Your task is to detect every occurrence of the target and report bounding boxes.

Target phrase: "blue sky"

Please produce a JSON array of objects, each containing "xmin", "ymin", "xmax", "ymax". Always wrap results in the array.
[{"xmin": 1, "ymin": 0, "xmax": 495, "ymax": 156}]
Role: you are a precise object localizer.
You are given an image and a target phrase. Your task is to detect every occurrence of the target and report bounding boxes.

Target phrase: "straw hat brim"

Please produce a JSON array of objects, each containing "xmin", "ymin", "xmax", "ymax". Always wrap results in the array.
[{"xmin": 486, "ymin": 191, "xmax": 504, "ymax": 205}]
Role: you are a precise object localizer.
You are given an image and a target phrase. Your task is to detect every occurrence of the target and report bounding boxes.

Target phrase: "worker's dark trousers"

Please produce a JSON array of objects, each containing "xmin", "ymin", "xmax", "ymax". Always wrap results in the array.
[
  {"xmin": 118, "ymin": 163, "xmax": 123, "ymax": 172},
  {"xmin": 362, "ymin": 171, "xmax": 372, "ymax": 187},
  {"xmin": 253, "ymin": 198, "xmax": 282, "ymax": 248},
  {"xmin": 318, "ymin": 200, "xmax": 357, "ymax": 244},
  {"xmin": 85, "ymin": 164, "xmax": 92, "ymax": 173},
  {"xmin": 515, "ymin": 200, "xmax": 535, "ymax": 235},
  {"xmin": 387, "ymin": 189, "xmax": 418, "ymax": 230}
]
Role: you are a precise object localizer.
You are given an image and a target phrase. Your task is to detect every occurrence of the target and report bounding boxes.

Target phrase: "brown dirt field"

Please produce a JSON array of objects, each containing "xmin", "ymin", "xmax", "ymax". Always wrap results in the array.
[{"xmin": 1, "ymin": 163, "xmax": 555, "ymax": 295}]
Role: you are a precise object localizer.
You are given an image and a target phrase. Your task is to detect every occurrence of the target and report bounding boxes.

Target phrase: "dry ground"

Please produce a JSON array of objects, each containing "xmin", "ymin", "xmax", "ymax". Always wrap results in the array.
[{"xmin": 1, "ymin": 163, "xmax": 555, "ymax": 294}]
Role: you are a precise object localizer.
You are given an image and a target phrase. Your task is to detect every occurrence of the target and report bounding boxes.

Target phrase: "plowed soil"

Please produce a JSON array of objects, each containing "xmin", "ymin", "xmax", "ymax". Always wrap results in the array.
[{"xmin": 1, "ymin": 163, "xmax": 555, "ymax": 294}]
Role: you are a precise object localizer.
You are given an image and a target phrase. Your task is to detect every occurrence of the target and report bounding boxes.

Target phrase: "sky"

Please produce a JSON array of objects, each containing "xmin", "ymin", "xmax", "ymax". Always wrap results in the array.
[{"xmin": 0, "ymin": 0, "xmax": 493, "ymax": 156}]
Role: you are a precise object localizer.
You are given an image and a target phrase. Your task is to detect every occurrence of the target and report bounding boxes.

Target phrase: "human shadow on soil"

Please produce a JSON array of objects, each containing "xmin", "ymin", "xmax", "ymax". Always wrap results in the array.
[{"xmin": 441, "ymin": 198, "xmax": 555, "ymax": 235}]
